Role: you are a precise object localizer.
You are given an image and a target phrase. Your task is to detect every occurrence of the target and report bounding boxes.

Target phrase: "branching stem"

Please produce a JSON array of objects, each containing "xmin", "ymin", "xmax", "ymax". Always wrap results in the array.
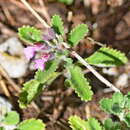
[{"xmin": 20, "ymin": 0, "xmax": 120, "ymax": 92}]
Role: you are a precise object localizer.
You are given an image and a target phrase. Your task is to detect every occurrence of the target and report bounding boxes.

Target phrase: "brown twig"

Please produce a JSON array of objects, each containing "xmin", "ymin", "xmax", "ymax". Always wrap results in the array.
[
  {"xmin": 10, "ymin": 0, "xmax": 50, "ymax": 24},
  {"xmin": 0, "ymin": 75, "xmax": 11, "ymax": 98},
  {"xmin": 0, "ymin": 65, "xmax": 20, "ymax": 93}
]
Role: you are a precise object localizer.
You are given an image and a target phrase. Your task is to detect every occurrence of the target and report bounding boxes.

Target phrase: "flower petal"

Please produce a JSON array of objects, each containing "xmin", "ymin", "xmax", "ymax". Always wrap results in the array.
[
  {"xmin": 24, "ymin": 46, "xmax": 35, "ymax": 60},
  {"xmin": 34, "ymin": 59, "xmax": 45, "ymax": 71}
]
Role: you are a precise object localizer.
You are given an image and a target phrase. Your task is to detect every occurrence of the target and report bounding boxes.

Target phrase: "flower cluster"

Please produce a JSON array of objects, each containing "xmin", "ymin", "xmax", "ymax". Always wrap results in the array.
[{"xmin": 24, "ymin": 28, "xmax": 56, "ymax": 71}]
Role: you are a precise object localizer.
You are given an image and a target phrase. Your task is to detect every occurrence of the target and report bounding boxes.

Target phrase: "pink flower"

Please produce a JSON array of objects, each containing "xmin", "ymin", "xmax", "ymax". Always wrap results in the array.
[
  {"xmin": 24, "ymin": 43, "xmax": 45, "ymax": 60},
  {"xmin": 34, "ymin": 53, "xmax": 50, "ymax": 71}
]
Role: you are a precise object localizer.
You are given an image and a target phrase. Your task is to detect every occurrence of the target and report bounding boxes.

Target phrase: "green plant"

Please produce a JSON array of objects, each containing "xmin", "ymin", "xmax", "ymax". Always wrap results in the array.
[
  {"xmin": 16, "ymin": 0, "xmax": 129, "ymax": 129},
  {"xmin": 0, "ymin": 111, "xmax": 45, "ymax": 130},
  {"xmin": 18, "ymin": 13, "xmax": 127, "ymax": 108},
  {"xmin": 57, "ymin": 0, "xmax": 73, "ymax": 5}
]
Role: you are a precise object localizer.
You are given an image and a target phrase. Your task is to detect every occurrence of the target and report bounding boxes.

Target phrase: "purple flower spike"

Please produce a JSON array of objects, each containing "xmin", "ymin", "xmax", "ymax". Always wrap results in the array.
[
  {"xmin": 43, "ymin": 28, "xmax": 56, "ymax": 41},
  {"xmin": 34, "ymin": 59, "xmax": 46, "ymax": 71}
]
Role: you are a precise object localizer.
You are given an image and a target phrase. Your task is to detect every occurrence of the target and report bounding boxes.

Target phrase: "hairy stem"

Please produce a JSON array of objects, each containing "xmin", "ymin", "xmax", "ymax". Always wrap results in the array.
[{"xmin": 20, "ymin": 0, "xmax": 120, "ymax": 92}]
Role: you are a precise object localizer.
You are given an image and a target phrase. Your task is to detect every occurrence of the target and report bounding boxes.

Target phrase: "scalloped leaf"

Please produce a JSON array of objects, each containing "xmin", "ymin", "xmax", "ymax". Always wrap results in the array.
[
  {"xmin": 3, "ymin": 111, "xmax": 20, "ymax": 125},
  {"xmin": 86, "ymin": 118, "xmax": 102, "ymax": 130},
  {"xmin": 124, "ymin": 113, "xmax": 130, "ymax": 127},
  {"xmin": 100, "ymin": 92, "xmax": 125, "ymax": 115},
  {"xmin": 86, "ymin": 47, "xmax": 128, "ymax": 67},
  {"xmin": 19, "ymin": 79, "xmax": 43, "ymax": 108},
  {"xmin": 18, "ymin": 26, "xmax": 42, "ymax": 44},
  {"xmin": 68, "ymin": 116, "xmax": 102, "ymax": 130},
  {"xmin": 68, "ymin": 24, "xmax": 89, "ymax": 46},
  {"xmin": 17, "ymin": 118, "xmax": 45, "ymax": 130},
  {"xmin": 35, "ymin": 59, "xmax": 60, "ymax": 84},
  {"xmin": 51, "ymin": 15, "xmax": 64, "ymax": 35},
  {"xmin": 66, "ymin": 65, "xmax": 93, "ymax": 101},
  {"xmin": 68, "ymin": 115, "xmax": 88, "ymax": 130},
  {"xmin": 103, "ymin": 118, "xmax": 121, "ymax": 130}
]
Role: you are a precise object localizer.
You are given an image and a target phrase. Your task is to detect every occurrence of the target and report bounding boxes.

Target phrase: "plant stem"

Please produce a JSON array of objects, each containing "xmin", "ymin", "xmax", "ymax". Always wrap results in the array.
[
  {"xmin": 20, "ymin": 0, "xmax": 120, "ymax": 92},
  {"xmin": 62, "ymin": 42, "xmax": 120, "ymax": 92}
]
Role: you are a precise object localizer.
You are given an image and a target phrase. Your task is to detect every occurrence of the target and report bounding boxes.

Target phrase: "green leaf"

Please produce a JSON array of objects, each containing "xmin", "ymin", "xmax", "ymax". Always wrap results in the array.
[
  {"xmin": 124, "ymin": 113, "xmax": 130, "ymax": 127},
  {"xmin": 86, "ymin": 118, "xmax": 102, "ymax": 130},
  {"xmin": 68, "ymin": 115, "xmax": 88, "ymax": 130},
  {"xmin": 58, "ymin": 0, "xmax": 73, "ymax": 5},
  {"xmin": 100, "ymin": 92, "xmax": 124, "ymax": 115},
  {"xmin": 0, "ymin": 127, "xmax": 5, "ymax": 130},
  {"xmin": 3, "ymin": 111, "xmax": 20, "ymax": 125},
  {"xmin": 68, "ymin": 24, "xmax": 89, "ymax": 46},
  {"xmin": 19, "ymin": 79, "xmax": 42, "ymax": 108},
  {"xmin": 35, "ymin": 59, "xmax": 60, "ymax": 84},
  {"xmin": 17, "ymin": 119, "xmax": 45, "ymax": 130},
  {"xmin": 68, "ymin": 116, "xmax": 102, "ymax": 130},
  {"xmin": 100, "ymin": 98, "xmax": 113, "ymax": 113},
  {"xmin": 86, "ymin": 47, "xmax": 128, "ymax": 67},
  {"xmin": 66, "ymin": 65, "xmax": 93, "ymax": 101},
  {"xmin": 51, "ymin": 15, "xmax": 64, "ymax": 35},
  {"xmin": 103, "ymin": 118, "xmax": 121, "ymax": 130},
  {"xmin": 18, "ymin": 26, "xmax": 42, "ymax": 43}
]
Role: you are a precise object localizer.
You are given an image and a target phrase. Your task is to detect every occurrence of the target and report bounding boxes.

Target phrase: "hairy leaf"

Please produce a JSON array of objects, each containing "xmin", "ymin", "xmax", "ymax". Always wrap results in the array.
[
  {"xmin": 100, "ymin": 92, "xmax": 125, "ymax": 115},
  {"xmin": 66, "ymin": 65, "xmax": 93, "ymax": 101},
  {"xmin": 86, "ymin": 47, "xmax": 128, "ymax": 67},
  {"xmin": 68, "ymin": 24, "xmax": 89, "ymax": 46},
  {"xmin": 69, "ymin": 116, "xmax": 102, "ymax": 130},
  {"xmin": 103, "ymin": 118, "xmax": 121, "ymax": 130},
  {"xmin": 18, "ymin": 26, "xmax": 42, "ymax": 43},
  {"xmin": 51, "ymin": 15, "xmax": 64, "ymax": 35},
  {"xmin": 86, "ymin": 118, "xmax": 102, "ymax": 130},
  {"xmin": 68, "ymin": 115, "xmax": 88, "ymax": 130},
  {"xmin": 124, "ymin": 113, "xmax": 130, "ymax": 127},
  {"xmin": 35, "ymin": 59, "xmax": 60, "ymax": 84},
  {"xmin": 19, "ymin": 79, "xmax": 42, "ymax": 108},
  {"xmin": 3, "ymin": 111, "xmax": 20, "ymax": 125},
  {"xmin": 17, "ymin": 119, "xmax": 45, "ymax": 130},
  {"xmin": 100, "ymin": 98, "xmax": 113, "ymax": 113}
]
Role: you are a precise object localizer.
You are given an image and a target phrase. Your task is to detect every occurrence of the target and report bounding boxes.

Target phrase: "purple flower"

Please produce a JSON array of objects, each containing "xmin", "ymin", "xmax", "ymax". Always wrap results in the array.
[
  {"xmin": 24, "ymin": 43, "xmax": 50, "ymax": 71},
  {"xmin": 34, "ymin": 53, "xmax": 50, "ymax": 71},
  {"xmin": 24, "ymin": 43, "xmax": 45, "ymax": 60},
  {"xmin": 43, "ymin": 28, "xmax": 56, "ymax": 41}
]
